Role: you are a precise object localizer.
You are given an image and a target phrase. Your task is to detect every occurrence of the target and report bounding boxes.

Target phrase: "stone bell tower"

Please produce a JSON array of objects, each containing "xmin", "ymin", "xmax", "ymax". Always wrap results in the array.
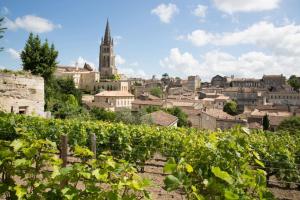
[{"xmin": 99, "ymin": 19, "xmax": 118, "ymax": 79}]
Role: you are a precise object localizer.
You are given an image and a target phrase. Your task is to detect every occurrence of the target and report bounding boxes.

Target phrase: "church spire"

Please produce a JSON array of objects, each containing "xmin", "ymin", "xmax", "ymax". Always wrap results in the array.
[{"xmin": 103, "ymin": 19, "xmax": 111, "ymax": 44}]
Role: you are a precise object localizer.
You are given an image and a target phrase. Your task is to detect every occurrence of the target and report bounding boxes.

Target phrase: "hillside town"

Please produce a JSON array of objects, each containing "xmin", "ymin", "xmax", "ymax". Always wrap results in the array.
[
  {"xmin": 1, "ymin": 20, "xmax": 299, "ymax": 132},
  {"xmin": 2, "ymin": 1, "xmax": 300, "ymax": 199}
]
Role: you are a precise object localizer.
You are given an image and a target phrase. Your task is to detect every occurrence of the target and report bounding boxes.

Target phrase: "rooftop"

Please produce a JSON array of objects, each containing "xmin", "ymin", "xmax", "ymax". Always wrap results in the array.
[
  {"xmin": 148, "ymin": 111, "xmax": 178, "ymax": 127},
  {"xmin": 201, "ymin": 108, "xmax": 245, "ymax": 122},
  {"xmin": 95, "ymin": 91, "xmax": 134, "ymax": 97}
]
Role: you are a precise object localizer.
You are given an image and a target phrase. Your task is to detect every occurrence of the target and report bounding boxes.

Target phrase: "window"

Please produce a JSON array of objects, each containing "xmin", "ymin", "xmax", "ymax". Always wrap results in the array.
[{"xmin": 19, "ymin": 106, "xmax": 28, "ymax": 114}]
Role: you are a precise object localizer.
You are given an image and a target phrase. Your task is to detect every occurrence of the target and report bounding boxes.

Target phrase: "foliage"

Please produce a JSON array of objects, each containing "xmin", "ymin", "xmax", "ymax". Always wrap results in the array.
[
  {"xmin": 112, "ymin": 74, "xmax": 121, "ymax": 80},
  {"xmin": 144, "ymin": 105, "xmax": 160, "ymax": 113},
  {"xmin": 223, "ymin": 100, "xmax": 238, "ymax": 116},
  {"xmin": 162, "ymin": 73, "xmax": 169, "ymax": 79},
  {"xmin": 115, "ymin": 108, "xmax": 151, "ymax": 125},
  {"xmin": 45, "ymin": 77, "xmax": 85, "ymax": 119},
  {"xmin": 144, "ymin": 106, "xmax": 188, "ymax": 127},
  {"xmin": 288, "ymin": 75, "xmax": 300, "ymax": 91},
  {"xmin": 277, "ymin": 116, "xmax": 300, "ymax": 135},
  {"xmin": 2, "ymin": 113, "xmax": 300, "ymax": 199},
  {"xmin": 165, "ymin": 107, "xmax": 189, "ymax": 127},
  {"xmin": 262, "ymin": 114, "xmax": 270, "ymax": 131},
  {"xmin": 20, "ymin": 33, "xmax": 58, "ymax": 81},
  {"xmin": 0, "ymin": 69, "xmax": 32, "ymax": 76},
  {"xmin": 0, "ymin": 132, "xmax": 150, "ymax": 199},
  {"xmin": 90, "ymin": 107, "xmax": 116, "ymax": 122},
  {"xmin": 0, "ymin": 17, "xmax": 7, "ymax": 52},
  {"xmin": 150, "ymin": 87, "xmax": 163, "ymax": 98}
]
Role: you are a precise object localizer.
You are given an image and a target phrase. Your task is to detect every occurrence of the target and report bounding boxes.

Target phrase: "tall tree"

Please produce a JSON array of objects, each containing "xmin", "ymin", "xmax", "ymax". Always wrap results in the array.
[
  {"xmin": 288, "ymin": 75, "xmax": 300, "ymax": 92},
  {"xmin": 262, "ymin": 114, "xmax": 270, "ymax": 131},
  {"xmin": 21, "ymin": 33, "xmax": 58, "ymax": 80},
  {"xmin": 0, "ymin": 17, "xmax": 7, "ymax": 52},
  {"xmin": 223, "ymin": 100, "xmax": 238, "ymax": 116},
  {"xmin": 150, "ymin": 87, "xmax": 163, "ymax": 98}
]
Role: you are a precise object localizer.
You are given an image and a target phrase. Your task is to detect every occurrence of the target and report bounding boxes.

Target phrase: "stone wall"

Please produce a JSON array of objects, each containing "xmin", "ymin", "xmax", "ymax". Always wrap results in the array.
[{"xmin": 0, "ymin": 72, "xmax": 45, "ymax": 116}]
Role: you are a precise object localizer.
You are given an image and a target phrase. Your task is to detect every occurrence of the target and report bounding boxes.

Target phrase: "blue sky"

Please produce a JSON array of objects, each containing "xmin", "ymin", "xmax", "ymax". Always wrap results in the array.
[{"xmin": 1, "ymin": 0, "xmax": 300, "ymax": 80}]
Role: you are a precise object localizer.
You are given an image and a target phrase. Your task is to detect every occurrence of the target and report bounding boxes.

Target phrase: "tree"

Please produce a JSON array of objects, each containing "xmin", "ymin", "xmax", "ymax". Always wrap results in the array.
[
  {"xmin": 45, "ymin": 77, "xmax": 84, "ymax": 119},
  {"xmin": 262, "ymin": 114, "xmax": 270, "ymax": 130},
  {"xmin": 115, "ymin": 108, "xmax": 135, "ymax": 124},
  {"xmin": 223, "ymin": 101, "xmax": 238, "ymax": 116},
  {"xmin": 277, "ymin": 116, "xmax": 300, "ymax": 135},
  {"xmin": 150, "ymin": 87, "xmax": 163, "ymax": 98},
  {"xmin": 90, "ymin": 107, "xmax": 116, "ymax": 122},
  {"xmin": 288, "ymin": 75, "xmax": 300, "ymax": 92},
  {"xmin": 145, "ymin": 105, "xmax": 160, "ymax": 113},
  {"xmin": 21, "ymin": 33, "xmax": 58, "ymax": 81},
  {"xmin": 0, "ymin": 17, "xmax": 7, "ymax": 52},
  {"xmin": 166, "ymin": 107, "xmax": 189, "ymax": 127},
  {"xmin": 112, "ymin": 74, "xmax": 121, "ymax": 80}
]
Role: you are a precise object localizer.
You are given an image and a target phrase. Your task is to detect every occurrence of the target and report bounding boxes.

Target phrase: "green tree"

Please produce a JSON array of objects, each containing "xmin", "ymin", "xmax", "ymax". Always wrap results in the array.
[
  {"xmin": 262, "ymin": 114, "xmax": 270, "ymax": 131},
  {"xmin": 223, "ymin": 101, "xmax": 238, "ymax": 116},
  {"xmin": 90, "ymin": 107, "xmax": 116, "ymax": 122},
  {"xmin": 115, "ymin": 108, "xmax": 135, "ymax": 124},
  {"xmin": 150, "ymin": 87, "xmax": 163, "ymax": 98},
  {"xmin": 45, "ymin": 77, "xmax": 84, "ymax": 119},
  {"xmin": 166, "ymin": 107, "xmax": 189, "ymax": 127},
  {"xmin": 288, "ymin": 75, "xmax": 300, "ymax": 91},
  {"xmin": 0, "ymin": 17, "xmax": 7, "ymax": 52},
  {"xmin": 277, "ymin": 116, "xmax": 300, "ymax": 135},
  {"xmin": 21, "ymin": 33, "xmax": 58, "ymax": 81},
  {"xmin": 112, "ymin": 74, "xmax": 121, "ymax": 80},
  {"xmin": 145, "ymin": 105, "xmax": 160, "ymax": 113}
]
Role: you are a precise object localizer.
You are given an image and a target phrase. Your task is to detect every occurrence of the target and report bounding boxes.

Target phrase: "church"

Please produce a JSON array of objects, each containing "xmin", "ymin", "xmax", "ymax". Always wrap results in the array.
[
  {"xmin": 99, "ymin": 20, "xmax": 118, "ymax": 79},
  {"xmin": 54, "ymin": 20, "xmax": 124, "ymax": 92}
]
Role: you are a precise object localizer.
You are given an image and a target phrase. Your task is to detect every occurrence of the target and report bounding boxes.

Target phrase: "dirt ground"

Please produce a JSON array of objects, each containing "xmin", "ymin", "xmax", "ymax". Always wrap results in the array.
[{"xmin": 140, "ymin": 154, "xmax": 300, "ymax": 200}]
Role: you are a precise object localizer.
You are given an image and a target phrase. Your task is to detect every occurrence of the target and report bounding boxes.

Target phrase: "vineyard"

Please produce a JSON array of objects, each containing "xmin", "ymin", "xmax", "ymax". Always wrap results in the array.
[{"xmin": 1, "ymin": 112, "xmax": 300, "ymax": 199}]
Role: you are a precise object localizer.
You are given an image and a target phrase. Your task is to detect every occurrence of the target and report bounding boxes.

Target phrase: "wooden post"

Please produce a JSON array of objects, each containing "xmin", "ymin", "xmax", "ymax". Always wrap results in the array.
[
  {"xmin": 60, "ymin": 134, "xmax": 68, "ymax": 187},
  {"xmin": 90, "ymin": 133, "xmax": 96, "ymax": 159}
]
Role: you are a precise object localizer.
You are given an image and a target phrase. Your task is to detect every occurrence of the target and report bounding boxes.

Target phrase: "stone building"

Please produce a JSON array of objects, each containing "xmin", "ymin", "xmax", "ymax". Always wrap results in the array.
[
  {"xmin": 146, "ymin": 111, "xmax": 178, "ymax": 127},
  {"xmin": 267, "ymin": 90, "xmax": 300, "ymax": 106},
  {"xmin": 54, "ymin": 63, "xmax": 100, "ymax": 92},
  {"xmin": 222, "ymin": 87, "xmax": 266, "ymax": 111},
  {"xmin": 94, "ymin": 80, "xmax": 129, "ymax": 93},
  {"xmin": 92, "ymin": 91, "xmax": 134, "ymax": 111},
  {"xmin": 262, "ymin": 74, "xmax": 286, "ymax": 90},
  {"xmin": 211, "ymin": 75, "xmax": 227, "ymax": 88},
  {"xmin": 99, "ymin": 20, "xmax": 118, "ymax": 79},
  {"xmin": 198, "ymin": 108, "xmax": 247, "ymax": 130},
  {"xmin": 248, "ymin": 109, "xmax": 293, "ymax": 131},
  {"xmin": 186, "ymin": 75, "xmax": 201, "ymax": 91},
  {"xmin": 0, "ymin": 72, "xmax": 45, "ymax": 117},
  {"xmin": 231, "ymin": 78, "xmax": 262, "ymax": 88}
]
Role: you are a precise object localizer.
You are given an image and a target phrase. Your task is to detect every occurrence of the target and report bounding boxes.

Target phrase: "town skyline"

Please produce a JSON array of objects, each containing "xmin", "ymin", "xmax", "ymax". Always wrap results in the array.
[{"xmin": 1, "ymin": 0, "xmax": 300, "ymax": 81}]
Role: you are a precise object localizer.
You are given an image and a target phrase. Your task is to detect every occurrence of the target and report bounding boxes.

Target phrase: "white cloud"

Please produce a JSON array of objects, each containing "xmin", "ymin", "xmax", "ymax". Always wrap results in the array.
[
  {"xmin": 129, "ymin": 62, "xmax": 139, "ymax": 67},
  {"xmin": 113, "ymin": 35, "xmax": 122, "ymax": 45},
  {"xmin": 181, "ymin": 21, "xmax": 300, "ymax": 56},
  {"xmin": 160, "ymin": 48, "xmax": 299, "ymax": 81},
  {"xmin": 5, "ymin": 15, "xmax": 61, "ymax": 33},
  {"xmin": 151, "ymin": 3, "xmax": 179, "ymax": 23},
  {"xmin": 192, "ymin": 4, "xmax": 207, "ymax": 20},
  {"xmin": 160, "ymin": 48, "xmax": 201, "ymax": 74},
  {"xmin": 1, "ymin": 7, "xmax": 9, "ymax": 15},
  {"xmin": 71, "ymin": 57, "xmax": 95, "ymax": 69},
  {"xmin": 119, "ymin": 67, "xmax": 148, "ymax": 78},
  {"xmin": 115, "ymin": 55, "xmax": 126, "ymax": 65},
  {"xmin": 186, "ymin": 30, "xmax": 214, "ymax": 46},
  {"xmin": 212, "ymin": 0, "xmax": 281, "ymax": 14},
  {"xmin": 7, "ymin": 48, "xmax": 20, "ymax": 60}
]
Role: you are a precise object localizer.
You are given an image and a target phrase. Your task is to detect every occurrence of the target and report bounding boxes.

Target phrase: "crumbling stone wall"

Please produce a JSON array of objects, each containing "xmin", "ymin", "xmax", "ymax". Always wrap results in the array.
[{"xmin": 0, "ymin": 72, "xmax": 45, "ymax": 116}]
